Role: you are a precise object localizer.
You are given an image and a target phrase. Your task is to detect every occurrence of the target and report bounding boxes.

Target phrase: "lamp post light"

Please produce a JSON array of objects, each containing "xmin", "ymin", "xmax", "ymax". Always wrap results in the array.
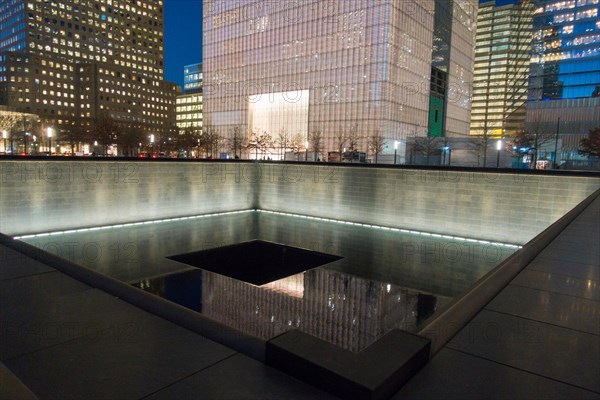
[
  {"xmin": 150, "ymin": 134, "xmax": 155, "ymax": 158},
  {"xmin": 2, "ymin": 130, "xmax": 6, "ymax": 154},
  {"xmin": 46, "ymin": 127, "xmax": 53, "ymax": 155},
  {"xmin": 496, "ymin": 139, "xmax": 502, "ymax": 168},
  {"xmin": 553, "ymin": 117, "xmax": 560, "ymax": 169},
  {"xmin": 394, "ymin": 141, "xmax": 398, "ymax": 165},
  {"xmin": 305, "ymin": 140, "xmax": 309, "ymax": 162},
  {"xmin": 24, "ymin": 131, "xmax": 29, "ymax": 155},
  {"xmin": 442, "ymin": 145, "xmax": 450, "ymax": 165}
]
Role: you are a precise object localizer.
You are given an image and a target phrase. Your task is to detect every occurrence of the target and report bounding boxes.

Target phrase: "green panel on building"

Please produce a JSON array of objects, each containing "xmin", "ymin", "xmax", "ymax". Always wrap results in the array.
[{"xmin": 428, "ymin": 96, "xmax": 444, "ymax": 137}]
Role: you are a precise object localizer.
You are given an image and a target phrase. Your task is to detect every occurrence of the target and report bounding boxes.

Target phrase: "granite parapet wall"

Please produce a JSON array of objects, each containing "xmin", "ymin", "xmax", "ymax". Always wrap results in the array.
[{"xmin": 1, "ymin": 160, "xmax": 598, "ymax": 244}]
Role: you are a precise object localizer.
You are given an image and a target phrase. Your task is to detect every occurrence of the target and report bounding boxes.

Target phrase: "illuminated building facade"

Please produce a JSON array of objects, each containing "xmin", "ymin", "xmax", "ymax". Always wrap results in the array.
[
  {"xmin": 203, "ymin": 0, "xmax": 477, "ymax": 159},
  {"xmin": 183, "ymin": 63, "xmax": 202, "ymax": 94},
  {"xmin": 529, "ymin": 0, "xmax": 599, "ymax": 101},
  {"xmin": 176, "ymin": 63, "xmax": 203, "ymax": 133},
  {"xmin": 527, "ymin": 0, "xmax": 600, "ymax": 161},
  {"xmin": 0, "ymin": 0, "xmax": 177, "ymax": 141},
  {"xmin": 470, "ymin": 0, "xmax": 533, "ymax": 138},
  {"xmin": 176, "ymin": 92, "xmax": 203, "ymax": 132}
]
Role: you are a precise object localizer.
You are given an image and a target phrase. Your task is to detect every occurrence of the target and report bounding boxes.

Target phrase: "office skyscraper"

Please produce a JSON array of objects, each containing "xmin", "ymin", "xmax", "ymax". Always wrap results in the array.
[
  {"xmin": 203, "ymin": 0, "xmax": 477, "ymax": 159},
  {"xmin": 527, "ymin": 0, "xmax": 600, "ymax": 161},
  {"xmin": 0, "ymin": 0, "xmax": 177, "ymax": 140},
  {"xmin": 470, "ymin": 0, "xmax": 533, "ymax": 138},
  {"xmin": 183, "ymin": 63, "xmax": 203, "ymax": 95},
  {"xmin": 177, "ymin": 64, "xmax": 203, "ymax": 133}
]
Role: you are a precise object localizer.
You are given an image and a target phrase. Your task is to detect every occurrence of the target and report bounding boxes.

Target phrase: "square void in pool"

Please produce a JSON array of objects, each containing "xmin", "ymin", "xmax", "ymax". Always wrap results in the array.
[{"xmin": 168, "ymin": 240, "xmax": 342, "ymax": 285}]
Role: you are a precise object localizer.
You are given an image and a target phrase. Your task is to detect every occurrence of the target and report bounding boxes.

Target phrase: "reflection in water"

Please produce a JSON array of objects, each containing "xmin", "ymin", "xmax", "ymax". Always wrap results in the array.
[
  {"xmin": 135, "ymin": 267, "xmax": 450, "ymax": 352},
  {"xmin": 23, "ymin": 211, "xmax": 515, "ymax": 352}
]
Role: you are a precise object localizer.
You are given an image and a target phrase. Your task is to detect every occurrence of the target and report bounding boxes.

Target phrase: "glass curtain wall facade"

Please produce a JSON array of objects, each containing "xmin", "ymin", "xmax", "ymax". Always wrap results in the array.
[
  {"xmin": 470, "ymin": 0, "xmax": 533, "ymax": 138},
  {"xmin": 527, "ymin": 0, "xmax": 600, "ymax": 162},
  {"xmin": 530, "ymin": 0, "xmax": 599, "ymax": 101},
  {"xmin": 177, "ymin": 64, "xmax": 203, "ymax": 134},
  {"xmin": 203, "ymin": 0, "xmax": 477, "ymax": 158},
  {"xmin": 183, "ymin": 63, "xmax": 203, "ymax": 94},
  {"xmin": 0, "ymin": 0, "xmax": 177, "ymax": 138}
]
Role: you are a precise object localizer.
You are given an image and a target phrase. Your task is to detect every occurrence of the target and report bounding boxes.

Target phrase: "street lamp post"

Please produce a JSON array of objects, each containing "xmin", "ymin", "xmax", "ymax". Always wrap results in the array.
[
  {"xmin": 394, "ymin": 141, "xmax": 398, "ymax": 165},
  {"xmin": 1, "ymin": 130, "xmax": 6, "ymax": 154},
  {"xmin": 47, "ymin": 127, "xmax": 53, "ymax": 155},
  {"xmin": 496, "ymin": 139, "xmax": 502, "ymax": 168},
  {"xmin": 553, "ymin": 117, "xmax": 560, "ymax": 169},
  {"xmin": 24, "ymin": 132, "xmax": 29, "ymax": 154},
  {"xmin": 150, "ymin": 134, "xmax": 155, "ymax": 158},
  {"xmin": 305, "ymin": 141, "xmax": 308, "ymax": 162},
  {"xmin": 442, "ymin": 146, "xmax": 452, "ymax": 166}
]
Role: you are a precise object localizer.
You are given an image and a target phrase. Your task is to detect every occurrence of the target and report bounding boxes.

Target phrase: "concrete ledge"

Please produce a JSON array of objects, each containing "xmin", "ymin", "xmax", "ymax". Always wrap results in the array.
[
  {"xmin": 2, "ymin": 155, "xmax": 599, "ymax": 177},
  {"xmin": 419, "ymin": 188, "xmax": 600, "ymax": 355},
  {"xmin": 266, "ymin": 329, "xmax": 430, "ymax": 400},
  {"xmin": 0, "ymin": 234, "xmax": 267, "ymax": 362}
]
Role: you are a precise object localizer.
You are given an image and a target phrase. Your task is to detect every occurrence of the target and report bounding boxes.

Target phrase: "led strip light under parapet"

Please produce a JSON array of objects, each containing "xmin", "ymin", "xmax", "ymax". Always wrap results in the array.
[
  {"xmin": 14, "ymin": 208, "xmax": 523, "ymax": 249},
  {"xmin": 256, "ymin": 209, "xmax": 523, "ymax": 249},
  {"xmin": 13, "ymin": 210, "xmax": 255, "ymax": 240}
]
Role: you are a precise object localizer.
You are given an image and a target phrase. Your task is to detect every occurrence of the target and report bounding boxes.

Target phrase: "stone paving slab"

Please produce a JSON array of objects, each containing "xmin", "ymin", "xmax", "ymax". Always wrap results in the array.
[
  {"xmin": 146, "ymin": 353, "xmax": 339, "ymax": 400},
  {"xmin": 485, "ymin": 284, "xmax": 600, "ymax": 335},
  {"xmin": 0, "ymin": 244, "xmax": 336, "ymax": 399},
  {"xmin": 396, "ymin": 196, "xmax": 600, "ymax": 398},
  {"xmin": 393, "ymin": 348, "xmax": 600, "ymax": 400},
  {"xmin": 0, "ymin": 362, "xmax": 38, "ymax": 400}
]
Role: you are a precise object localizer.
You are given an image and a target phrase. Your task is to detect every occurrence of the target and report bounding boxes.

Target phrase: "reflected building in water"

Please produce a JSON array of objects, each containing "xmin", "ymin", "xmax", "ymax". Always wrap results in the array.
[{"xmin": 144, "ymin": 267, "xmax": 448, "ymax": 353}]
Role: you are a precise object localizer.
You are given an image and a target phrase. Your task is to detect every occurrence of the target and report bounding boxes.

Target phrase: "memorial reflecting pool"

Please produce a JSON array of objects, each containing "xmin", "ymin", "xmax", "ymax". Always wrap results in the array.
[{"xmin": 21, "ymin": 211, "xmax": 518, "ymax": 352}]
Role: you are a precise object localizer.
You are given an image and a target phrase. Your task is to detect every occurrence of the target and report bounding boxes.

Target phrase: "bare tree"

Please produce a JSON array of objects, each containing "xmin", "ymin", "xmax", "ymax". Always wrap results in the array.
[
  {"xmin": 246, "ymin": 129, "xmax": 273, "ymax": 159},
  {"xmin": 333, "ymin": 129, "xmax": 348, "ymax": 157},
  {"xmin": 412, "ymin": 136, "xmax": 442, "ymax": 166},
  {"xmin": 91, "ymin": 112, "xmax": 121, "ymax": 156},
  {"xmin": 227, "ymin": 125, "xmax": 245, "ymax": 159},
  {"xmin": 346, "ymin": 123, "xmax": 362, "ymax": 152},
  {"xmin": 12, "ymin": 116, "xmax": 41, "ymax": 154},
  {"xmin": 467, "ymin": 135, "xmax": 491, "ymax": 167},
  {"xmin": 0, "ymin": 112, "xmax": 20, "ymax": 136},
  {"xmin": 526, "ymin": 118, "xmax": 553, "ymax": 164},
  {"xmin": 246, "ymin": 129, "xmax": 261, "ymax": 160},
  {"xmin": 368, "ymin": 132, "xmax": 388, "ymax": 164},
  {"xmin": 308, "ymin": 129, "xmax": 323, "ymax": 161},
  {"xmin": 504, "ymin": 121, "xmax": 554, "ymax": 168},
  {"xmin": 578, "ymin": 127, "xmax": 600, "ymax": 158},
  {"xmin": 171, "ymin": 127, "xmax": 201, "ymax": 157},
  {"xmin": 257, "ymin": 131, "xmax": 273, "ymax": 159},
  {"xmin": 203, "ymin": 125, "xmax": 223, "ymax": 158},
  {"xmin": 58, "ymin": 124, "xmax": 89, "ymax": 155},
  {"xmin": 505, "ymin": 129, "xmax": 534, "ymax": 168},
  {"xmin": 289, "ymin": 133, "xmax": 305, "ymax": 154},
  {"xmin": 116, "ymin": 125, "xmax": 147, "ymax": 157},
  {"xmin": 276, "ymin": 127, "xmax": 291, "ymax": 160}
]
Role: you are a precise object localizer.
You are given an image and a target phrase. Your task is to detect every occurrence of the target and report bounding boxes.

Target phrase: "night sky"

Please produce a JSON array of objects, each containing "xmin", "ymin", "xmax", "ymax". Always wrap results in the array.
[
  {"xmin": 163, "ymin": 0, "xmax": 519, "ymax": 88},
  {"xmin": 164, "ymin": 0, "xmax": 203, "ymax": 89}
]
